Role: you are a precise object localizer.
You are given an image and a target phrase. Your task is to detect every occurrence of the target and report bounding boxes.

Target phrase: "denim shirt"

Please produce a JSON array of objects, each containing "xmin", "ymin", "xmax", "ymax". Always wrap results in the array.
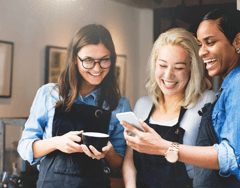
[
  {"xmin": 212, "ymin": 65, "xmax": 240, "ymax": 180},
  {"xmin": 17, "ymin": 83, "xmax": 132, "ymax": 165}
]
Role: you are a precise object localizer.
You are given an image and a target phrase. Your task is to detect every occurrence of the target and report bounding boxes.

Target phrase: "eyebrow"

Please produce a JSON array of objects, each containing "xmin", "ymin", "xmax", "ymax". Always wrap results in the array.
[
  {"xmin": 197, "ymin": 35, "xmax": 216, "ymax": 42},
  {"xmin": 158, "ymin": 59, "xmax": 187, "ymax": 65},
  {"xmin": 83, "ymin": 55, "xmax": 110, "ymax": 59}
]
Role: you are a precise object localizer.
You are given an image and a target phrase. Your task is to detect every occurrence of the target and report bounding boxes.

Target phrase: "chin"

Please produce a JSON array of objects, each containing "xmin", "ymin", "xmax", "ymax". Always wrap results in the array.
[{"xmin": 208, "ymin": 70, "xmax": 219, "ymax": 77}]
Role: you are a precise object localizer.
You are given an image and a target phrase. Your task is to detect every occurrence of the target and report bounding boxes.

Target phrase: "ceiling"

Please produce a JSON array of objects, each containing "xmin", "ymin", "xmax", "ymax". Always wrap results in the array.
[{"xmin": 110, "ymin": 0, "xmax": 236, "ymax": 9}]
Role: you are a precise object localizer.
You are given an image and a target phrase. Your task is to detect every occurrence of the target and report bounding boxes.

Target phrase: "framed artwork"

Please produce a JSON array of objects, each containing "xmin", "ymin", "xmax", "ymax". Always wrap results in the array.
[
  {"xmin": 115, "ymin": 55, "xmax": 127, "ymax": 96},
  {"xmin": 0, "ymin": 41, "xmax": 14, "ymax": 98},
  {"xmin": 0, "ymin": 118, "xmax": 27, "ymax": 174},
  {"xmin": 45, "ymin": 46, "xmax": 67, "ymax": 83}
]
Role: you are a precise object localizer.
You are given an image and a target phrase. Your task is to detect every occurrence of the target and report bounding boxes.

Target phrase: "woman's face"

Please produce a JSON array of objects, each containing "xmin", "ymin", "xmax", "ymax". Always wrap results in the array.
[
  {"xmin": 155, "ymin": 44, "xmax": 191, "ymax": 97},
  {"xmin": 197, "ymin": 20, "xmax": 239, "ymax": 78},
  {"xmin": 76, "ymin": 43, "xmax": 111, "ymax": 89}
]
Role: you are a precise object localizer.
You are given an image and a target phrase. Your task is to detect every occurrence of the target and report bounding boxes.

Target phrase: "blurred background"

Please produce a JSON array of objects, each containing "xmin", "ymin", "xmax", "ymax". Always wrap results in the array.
[{"xmin": 0, "ymin": 0, "xmax": 239, "ymax": 187}]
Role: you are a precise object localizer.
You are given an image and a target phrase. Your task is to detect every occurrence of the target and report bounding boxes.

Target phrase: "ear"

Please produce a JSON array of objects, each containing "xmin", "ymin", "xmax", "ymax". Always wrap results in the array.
[{"xmin": 233, "ymin": 32, "xmax": 240, "ymax": 47}]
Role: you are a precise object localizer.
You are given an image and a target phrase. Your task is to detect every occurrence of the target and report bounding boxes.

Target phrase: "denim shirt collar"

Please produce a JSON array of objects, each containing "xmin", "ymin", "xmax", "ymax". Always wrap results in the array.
[
  {"xmin": 216, "ymin": 65, "xmax": 240, "ymax": 99},
  {"xmin": 75, "ymin": 89, "xmax": 99, "ymax": 104}
]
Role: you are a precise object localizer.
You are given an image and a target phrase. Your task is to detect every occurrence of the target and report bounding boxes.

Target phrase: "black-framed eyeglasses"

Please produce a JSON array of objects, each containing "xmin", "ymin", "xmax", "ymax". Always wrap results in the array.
[{"xmin": 77, "ymin": 56, "xmax": 111, "ymax": 69}]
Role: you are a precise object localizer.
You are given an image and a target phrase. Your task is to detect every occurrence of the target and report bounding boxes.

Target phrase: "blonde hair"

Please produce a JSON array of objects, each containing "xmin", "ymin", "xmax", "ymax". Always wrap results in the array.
[{"xmin": 146, "ymin": 28, "xmax": 211, "ymax": 109}]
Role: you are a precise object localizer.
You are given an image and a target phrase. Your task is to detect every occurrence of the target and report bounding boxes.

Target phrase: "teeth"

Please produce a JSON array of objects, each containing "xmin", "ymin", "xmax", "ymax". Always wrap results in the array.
[
  {"xmin": 204, "ymin": 59, "xmax": 217, "ymax": 63},
  {"xmin": 90, "ymin": 73, "xmax": 101, "ymax": 76},
  {"xmin": 164, "ymin": 81, "xmax": 176, "ymax": 87}
]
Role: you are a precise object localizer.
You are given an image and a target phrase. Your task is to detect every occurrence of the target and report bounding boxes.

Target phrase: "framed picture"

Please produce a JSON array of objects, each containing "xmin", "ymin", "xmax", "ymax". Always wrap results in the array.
[
  {"xmin": 115, "ymin": 55, "xmax": 127, "ymax": 96},
  {"xmin": 0, "ymin": 41, "xmax": 14, "ymax": 98},
  {"xmin": 45, "ymin": 45, "xmax": 67, "ymax": 83},
  {"xmin": 0, "ymin": 118, "xmax": 27, "ymax": 174}
]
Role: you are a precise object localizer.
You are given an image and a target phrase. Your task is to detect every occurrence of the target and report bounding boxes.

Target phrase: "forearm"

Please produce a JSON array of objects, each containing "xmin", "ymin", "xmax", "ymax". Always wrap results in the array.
[
  {"xmin": 104, "ymin": 147, "xmax": 123, "ymax": 173},
  {"xmin": 122, "ymin": 146, "xmax": 137, "ymax": 188},
  {"xmin": 159, "ymin": 140, "xmax": 220, "ymax": 170},
  {"xmin": 32, "ymin": 136, "xmax": 59, "ymax": 159},
  {"xmin": 178, "ymin": 144, "xmax": 219, "ymax": 169}
]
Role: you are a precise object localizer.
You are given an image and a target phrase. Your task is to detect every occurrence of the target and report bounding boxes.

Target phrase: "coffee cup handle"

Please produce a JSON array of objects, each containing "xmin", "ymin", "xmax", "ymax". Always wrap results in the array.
[{"xmin": 77, "ymin": 133, "xmax": 83, "ymax": 144}]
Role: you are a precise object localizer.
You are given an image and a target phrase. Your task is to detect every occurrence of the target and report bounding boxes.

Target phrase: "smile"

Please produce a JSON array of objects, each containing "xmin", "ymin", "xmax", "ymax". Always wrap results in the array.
[
  {"xmin": 89, "ymin": 72, "xmax": 101, "ymax": 76},
  {"xmin": 204, "ymin": 59, "xmax": 217, "ymax": 63},
  {"xmin": 163, "ymin": 80, "xmax": 177, "ymax": 87}
]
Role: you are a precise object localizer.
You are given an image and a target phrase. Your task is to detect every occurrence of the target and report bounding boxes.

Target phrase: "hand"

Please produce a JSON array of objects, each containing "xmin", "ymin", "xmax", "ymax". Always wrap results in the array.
[
  {"xmin": 121, "ymin": 120, "xmax": 170, "ymax": 155},
  {"xmin": 55, "ymin": 131, "xmax": 84, "ymax": 154},
  {"xmin": 81, "ymin": 141, "xmax": 113, "ymax": 160}
]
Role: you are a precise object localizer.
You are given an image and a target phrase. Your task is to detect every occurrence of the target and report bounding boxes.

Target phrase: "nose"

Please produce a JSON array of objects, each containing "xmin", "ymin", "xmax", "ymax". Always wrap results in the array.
[
  {"xmin": 199, "ymin": 45, "xmax": 208, "ymax": 58},
  {"xmin": 165, "ymin": 67, "xmax": 174, "ymax": 78},
  {"xmin": 92, "ymin": 61, "xmax": 102, "ymax": 71}
]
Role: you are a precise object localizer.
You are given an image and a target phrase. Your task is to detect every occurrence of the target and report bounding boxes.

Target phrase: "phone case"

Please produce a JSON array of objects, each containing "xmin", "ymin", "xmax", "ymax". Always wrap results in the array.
[{"xmin": 116, "ymin": 112, "xmax": 145, "ymax": 132}]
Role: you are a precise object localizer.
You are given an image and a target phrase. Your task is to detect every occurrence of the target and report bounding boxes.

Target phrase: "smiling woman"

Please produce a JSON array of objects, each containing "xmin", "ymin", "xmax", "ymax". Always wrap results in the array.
[
  {"xmin": 197, "ymin": 20, "xmax": 238, "ymax": 78},
  {"xmin": 122, "ymin": 8, "xmax": 240, "ymax": 188},
  {"xmin": 122, "ymin": 28, "xmax": 215, "ymax": 188},
  {"xmin": 17, "ymin": 24, "xmax": 132, "ymax": 188}
]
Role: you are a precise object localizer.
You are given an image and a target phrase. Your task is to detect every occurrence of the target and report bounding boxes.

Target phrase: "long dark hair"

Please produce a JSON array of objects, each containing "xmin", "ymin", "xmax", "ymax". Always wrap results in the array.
[
  {"xmin": 56, "ymin": 24, "xmax": 120, "ymax": 112},
  {"xmin": 202, "ymin": 8, "xmax": 240, "ymax": 44}
]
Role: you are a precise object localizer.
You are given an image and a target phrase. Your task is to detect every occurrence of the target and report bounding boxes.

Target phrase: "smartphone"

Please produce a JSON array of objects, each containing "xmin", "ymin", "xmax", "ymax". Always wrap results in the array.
[{"xmin": 116, "ymin": 112, "xmax": 145, "ymax": 135}]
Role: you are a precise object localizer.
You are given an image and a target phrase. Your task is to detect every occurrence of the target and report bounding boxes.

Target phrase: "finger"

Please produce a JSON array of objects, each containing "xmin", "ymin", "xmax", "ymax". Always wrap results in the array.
[
  {"xmin": 101, "ymin": 141, "xmax": 112, "ymax": 152},
  {"xmin": 71, "ymin": 134, "xmax": 82, "ymax": 143},
  {"xmin": 139, "ymin": 119, "xmax": 152, "ymax": 132},
  {"xmin": 120, "ymin": 121, "xmax": 142, "ymax": 135},
  {"xmin": 89, "ymin": 146, "xmax": 104, "ymax": 160},
  {"xmin": 124, "ymin": 130, "xmax": 138, "ymax": 144},
  {"xmin": 66, "ymin": 139, "xmax": 83, "ymax": 151},
  {"xmin": 123, "ymin": 129, "xmax": 131, "ymax": 139},
  {"xmin": 81, "ymin": 144, "xmax": 95, "ymax": 158},
  {"xmin": 89, "ymin": 145, "xmax": 102, "ymax": 156},
  {"xmin": 70, "ymin": 130, "xmax": 84, "ymax": 135}
]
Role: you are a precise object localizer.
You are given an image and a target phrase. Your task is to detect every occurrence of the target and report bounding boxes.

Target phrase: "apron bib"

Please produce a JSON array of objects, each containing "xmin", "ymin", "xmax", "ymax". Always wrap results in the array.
[
  {"xmin": 37, "ymin": 103, "xmax": 112, "ymax": 188},
  {"xmin": 134, "ymin": 106, "xmax": 192, "ymax": 188},
  {"xmin": 194, "ymin": 100, "xmax": 240, "ymax": 188}
]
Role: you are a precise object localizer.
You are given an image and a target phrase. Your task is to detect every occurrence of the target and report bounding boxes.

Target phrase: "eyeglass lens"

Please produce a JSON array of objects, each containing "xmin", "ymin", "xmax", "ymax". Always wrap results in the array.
[{"xmin": 81, "ymin": 57, "xmax": 111, "ymax": 69}]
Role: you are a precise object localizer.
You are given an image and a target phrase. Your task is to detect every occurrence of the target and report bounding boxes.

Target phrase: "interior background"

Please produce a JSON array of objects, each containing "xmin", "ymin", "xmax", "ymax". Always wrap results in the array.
[{"xmin": 0, "ymin": 0, "xmax": 238, "ymax": 118}]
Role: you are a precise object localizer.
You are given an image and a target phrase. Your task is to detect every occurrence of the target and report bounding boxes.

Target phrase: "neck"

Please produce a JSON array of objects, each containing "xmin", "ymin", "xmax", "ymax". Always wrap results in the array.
[
  {"xmin": 79, "ymin": 82, "xmax": 97, "ymax": 98},
  {"xmin": 159, "ymin": 94, "xmax": 183, "ymax": 113}
]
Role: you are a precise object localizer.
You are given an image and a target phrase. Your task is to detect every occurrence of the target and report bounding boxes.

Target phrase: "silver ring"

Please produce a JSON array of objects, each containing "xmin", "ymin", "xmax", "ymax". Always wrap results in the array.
[{"xmin": 92, "ymin": 156, "xmax": 96, "ymax": 159}]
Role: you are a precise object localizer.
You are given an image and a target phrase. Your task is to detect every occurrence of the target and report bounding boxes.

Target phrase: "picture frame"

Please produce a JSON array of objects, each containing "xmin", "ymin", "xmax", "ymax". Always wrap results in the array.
[
  {"xmin": 115, "ymin": 55, "xmax": 127, "ymax": 96},
  {"xmin": 0, "ymin": 118, "xmax": 27, "ymax": 174},
  {"xmin": 0, "ymin": 41, "xmax": 14, "ymax": 98},
  {"xmin": 45, "ymin": 45, "xmax": 67, "ymax": 84}
]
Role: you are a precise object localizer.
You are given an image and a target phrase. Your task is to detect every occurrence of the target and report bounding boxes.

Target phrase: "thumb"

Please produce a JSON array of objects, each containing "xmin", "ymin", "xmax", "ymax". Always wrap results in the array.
[{"xmin": 139, "ymin": 119, "xmax": 152, "ymax": 132}]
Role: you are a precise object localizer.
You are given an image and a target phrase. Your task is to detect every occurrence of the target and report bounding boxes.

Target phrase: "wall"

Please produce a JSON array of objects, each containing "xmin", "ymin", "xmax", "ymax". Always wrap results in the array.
[{"xmin": 0, "ymin": 0, "xmax": 153, "ymax": 117}]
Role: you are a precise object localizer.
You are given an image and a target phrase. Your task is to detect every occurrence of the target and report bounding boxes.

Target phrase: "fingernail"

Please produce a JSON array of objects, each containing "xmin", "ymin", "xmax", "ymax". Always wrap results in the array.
[{"xmin": 139, "ymin": 119, "xmax": 143, "ymax": 123}]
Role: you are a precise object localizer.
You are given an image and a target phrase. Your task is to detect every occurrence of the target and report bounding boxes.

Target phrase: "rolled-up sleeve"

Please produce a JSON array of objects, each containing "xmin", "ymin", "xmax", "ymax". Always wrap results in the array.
[
  {"xmin": 212, "ymin": 83, "xmax": 240, "ymax": 180},
  {"xmin": 17, "ymin": 85, "xmax": 49, "ymax": 165},
  {"xmin": 213, "ymin": 141, "xmax": 239, "ymax": 179},
  {"xmin": 108, "ymin": 97, "xmax": 132, "ymax": 157}
]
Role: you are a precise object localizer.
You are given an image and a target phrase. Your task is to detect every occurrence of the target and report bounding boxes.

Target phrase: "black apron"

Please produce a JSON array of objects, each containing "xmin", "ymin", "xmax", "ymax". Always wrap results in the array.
[
  {"xmin": 133, "ymin": 106, "xmax": 192, "ymax": 188},
  {"xmin": 194, "ymin": 98, "xmax": 240, "ymax": 188},
  {"xmin": 37, "ymin": 103, "xmax": 112, "ymax": 188}
]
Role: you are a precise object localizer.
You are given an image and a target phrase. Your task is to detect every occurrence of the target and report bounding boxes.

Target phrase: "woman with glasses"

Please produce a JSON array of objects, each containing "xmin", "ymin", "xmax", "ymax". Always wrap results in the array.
[{"xmin": 17, "ymin": 24, "xmax": 131, "ymax": 188}]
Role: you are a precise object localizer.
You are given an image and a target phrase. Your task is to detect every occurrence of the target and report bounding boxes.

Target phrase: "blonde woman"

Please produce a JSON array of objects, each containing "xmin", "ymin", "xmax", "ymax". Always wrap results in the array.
[{"xmin": 122, "ymin": 28, "xmax": 215, "ymax": 188}]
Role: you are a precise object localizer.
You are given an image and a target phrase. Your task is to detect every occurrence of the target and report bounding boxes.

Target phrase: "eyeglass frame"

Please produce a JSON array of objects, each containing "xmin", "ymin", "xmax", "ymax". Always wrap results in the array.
[{"xmin": 77, "ymin": 56, "xmax": 112, "ymax": 69}]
